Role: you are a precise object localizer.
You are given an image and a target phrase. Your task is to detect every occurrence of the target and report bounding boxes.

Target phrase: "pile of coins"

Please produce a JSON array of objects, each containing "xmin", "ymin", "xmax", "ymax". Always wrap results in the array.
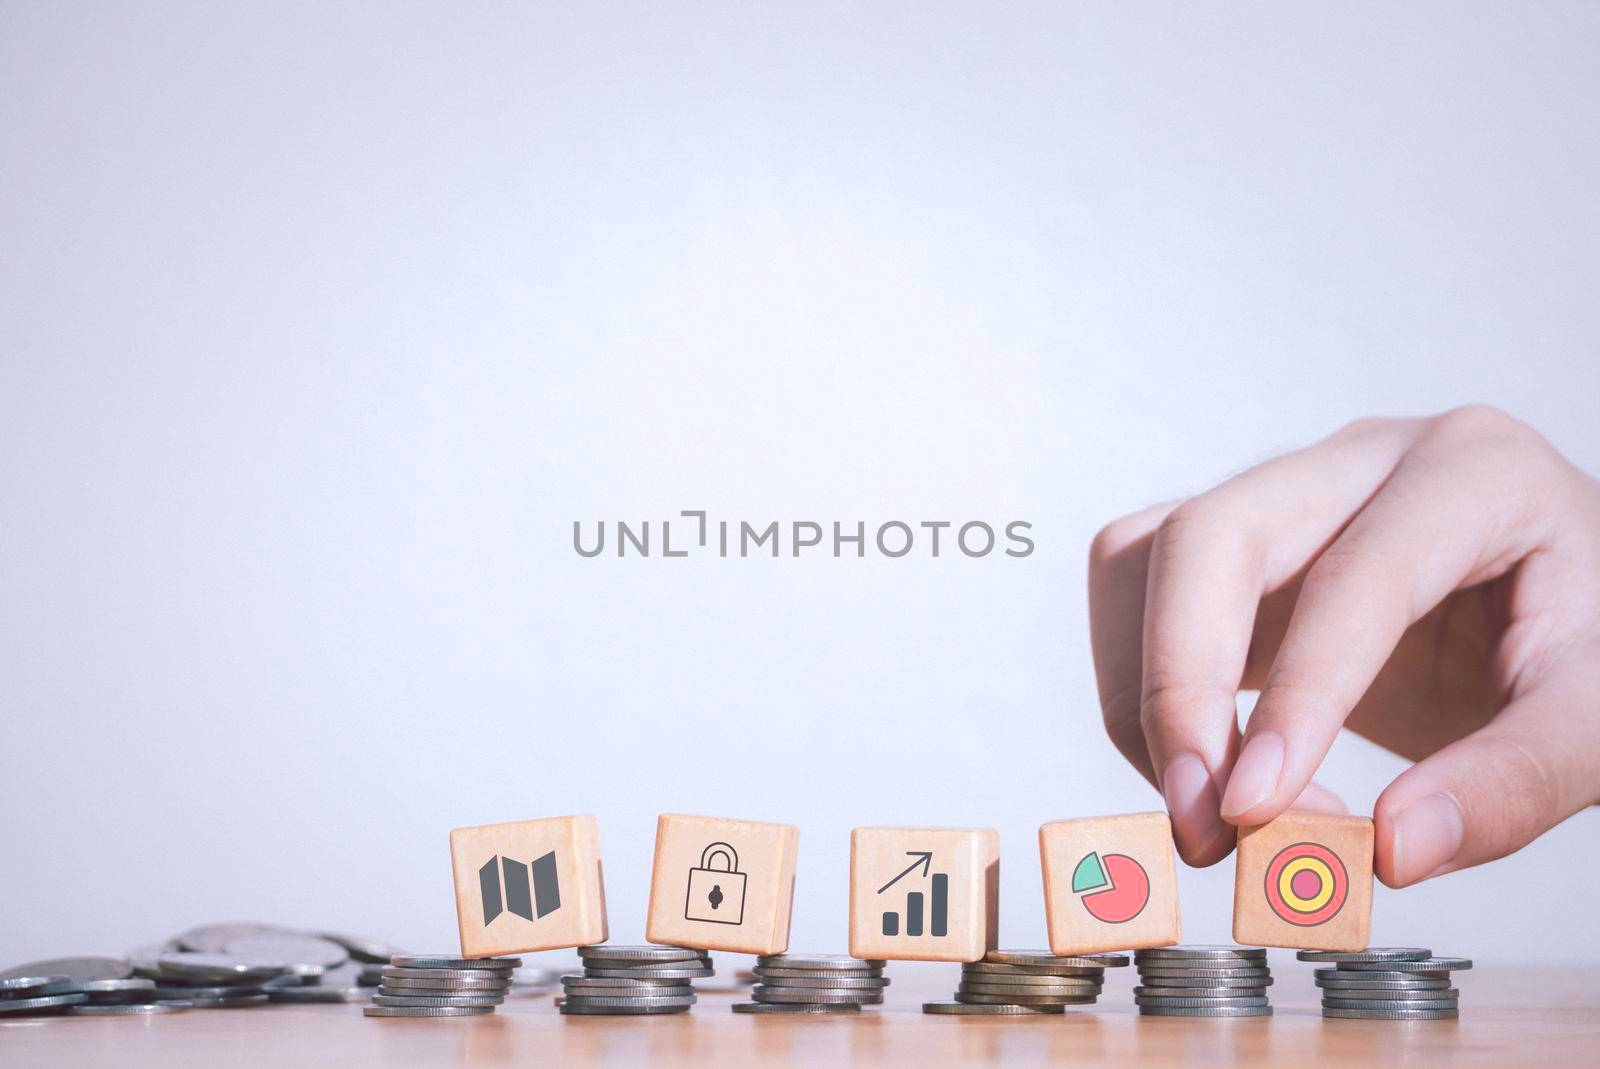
[
  {"xmin": 738, "ymin": 954, "xmax": 887, "ymax": 1015},
  {"xmin": 923, "ymin": 950, "xmax": 1125, "ymax": 1015},
  {"xmin": 1133, "ymin": 946, "xmax": 1273, "ymax": 1017},
  {"xmin": 558, "ymin": 945, "xmax": 711, "ymax": 1016},
  {"xmin": 365, "ymin": 954, "xmax": 519, "ymax": 1018},
  {"xmin": 1302, "ymin": 948, "xmax": 1471, "ymax": 1020}
]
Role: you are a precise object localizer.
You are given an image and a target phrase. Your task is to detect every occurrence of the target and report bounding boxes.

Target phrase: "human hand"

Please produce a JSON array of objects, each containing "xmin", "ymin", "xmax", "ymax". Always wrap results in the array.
[{"xmin": 1088, "ymin": 406, "xmax": 1600, "ymax": 885}]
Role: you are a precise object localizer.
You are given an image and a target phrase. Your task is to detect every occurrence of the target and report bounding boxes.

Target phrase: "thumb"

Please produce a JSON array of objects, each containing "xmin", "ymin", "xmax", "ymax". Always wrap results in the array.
[{"xmin": 1374, "ymin": 665, "xmax": 1600, "ymax": 887}]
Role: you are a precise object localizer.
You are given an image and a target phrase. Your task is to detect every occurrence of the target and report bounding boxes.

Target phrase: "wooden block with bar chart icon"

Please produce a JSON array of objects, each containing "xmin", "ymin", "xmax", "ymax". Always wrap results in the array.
[
  {"xmin": 848, "ymin": 826, "xmax": 999, "ymax": 962},
  {"xmin": 644, "ymin": 813, "xmax": 800, "ymax": 954},
  {"xmin": 1232, "ymin": 810, "xmax": 1374, "ymax": 951},
  {"xmin": 449, "ymin": 815, "xmax": 608, "ymax": 957},
  {"xmin": 1038, "ymin": 811, "xmax": 1181, "ymax": 954}
]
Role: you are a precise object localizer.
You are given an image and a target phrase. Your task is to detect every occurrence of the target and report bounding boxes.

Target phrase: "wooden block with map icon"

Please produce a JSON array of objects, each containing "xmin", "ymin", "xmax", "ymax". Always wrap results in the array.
[
  {"xmin": 1039, "ymin": 811, "xmax": 1182, "ymax": 955},
  {"xmin": 645, "ymin": 813, "xmax": 800, "ymax": 955},
  {"xmin": 848, "ymin": 826, "xmax": 999, "ymax": 962},
  {"xmin": 449, "ymin": 815, "xmax": 608, "ymax": 957},
  {"xmin": 1232, "ymin": 810, "xmax": 1373, "ymax": 951}
]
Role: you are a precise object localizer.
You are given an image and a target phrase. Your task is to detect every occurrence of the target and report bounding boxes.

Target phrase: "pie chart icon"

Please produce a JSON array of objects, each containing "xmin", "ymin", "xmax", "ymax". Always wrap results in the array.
[{"xmin": 1071, "ymin": 851, "xmax": 1149, "ymax": 924}]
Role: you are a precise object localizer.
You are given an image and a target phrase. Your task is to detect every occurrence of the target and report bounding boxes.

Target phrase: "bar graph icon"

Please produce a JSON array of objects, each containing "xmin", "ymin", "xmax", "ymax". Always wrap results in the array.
[
  {"xmin": 876, "ymin": 850, "xmax": 948, "ymax": 938},
  {"xmin": 480, "ymin": 851, "xmax": 561, "ymax": 925}
]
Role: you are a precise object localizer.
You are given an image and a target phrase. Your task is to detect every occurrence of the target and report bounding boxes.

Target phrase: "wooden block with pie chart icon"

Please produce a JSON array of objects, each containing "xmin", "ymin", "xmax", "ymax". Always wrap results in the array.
[
  {"xmin": 1038, "ymin": 812, "xmax": 1181, "ymax": 955},
  {"xmin": 849, "ymin": 826, "xmax": 1000, "ymax": 962},
  {"xmin": 1232, "ymin": 810, "xmax": 1374, "ymax": 951}
]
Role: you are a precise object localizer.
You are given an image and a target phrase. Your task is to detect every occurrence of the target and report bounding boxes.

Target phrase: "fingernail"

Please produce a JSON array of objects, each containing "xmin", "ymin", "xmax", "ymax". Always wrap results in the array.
[
  {"xmin": 1220, "ymin": 731, "xmax": 1285, "ymax": 819},
  {"xmin": 1162, "ymin": 753, "xmax": 1228, "ymax": 856},
  {"xmin": 1389, "ymin": 793, "xmax": 1465, "ymax": 884}
]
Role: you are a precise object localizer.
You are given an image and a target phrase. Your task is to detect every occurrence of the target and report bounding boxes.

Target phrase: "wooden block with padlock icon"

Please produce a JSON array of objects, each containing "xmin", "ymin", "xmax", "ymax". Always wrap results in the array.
[{"xmin": 645, "ymin": 813, "xmax": 799, "ymax": 955}]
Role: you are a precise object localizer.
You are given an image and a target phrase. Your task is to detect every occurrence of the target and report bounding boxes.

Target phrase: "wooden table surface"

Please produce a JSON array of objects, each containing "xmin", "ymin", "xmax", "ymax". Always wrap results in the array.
[{"xmin": 4, "ymin": 962, "xmax": 1596, "ymax": 1067}]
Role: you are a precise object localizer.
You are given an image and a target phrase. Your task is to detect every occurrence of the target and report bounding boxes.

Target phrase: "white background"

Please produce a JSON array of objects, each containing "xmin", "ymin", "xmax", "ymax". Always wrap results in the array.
[{"xmin": 3, "ymin": 2, "xmax": 1598, "ymax": 967}]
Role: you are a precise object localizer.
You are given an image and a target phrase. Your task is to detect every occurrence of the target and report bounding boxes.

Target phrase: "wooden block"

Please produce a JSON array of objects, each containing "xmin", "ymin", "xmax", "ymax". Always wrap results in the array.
[
  {"xmin": 1232, "ymin": 811, "xmax": 1374, "ymax": 951},
  {"xmin": 644, "ymin": 813, "xmax": 800, "ymax": 954},
  {"xmin": 848, "ymin": 826, "xmax": 999, "ymax": 962},
  {"xmin": 449, "ymin": 815, "xmax": 607, "ymax": 958},
  {"xmin": 1039, "ymin": 811, "xmax": 1182, "ymax": 955}
]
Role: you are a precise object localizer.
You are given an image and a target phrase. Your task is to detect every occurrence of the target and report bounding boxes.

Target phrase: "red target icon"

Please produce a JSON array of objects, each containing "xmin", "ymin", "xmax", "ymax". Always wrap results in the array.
[{"xmin": 1263, "ymin": 842, "xmax": 1348, "ymax": 926}]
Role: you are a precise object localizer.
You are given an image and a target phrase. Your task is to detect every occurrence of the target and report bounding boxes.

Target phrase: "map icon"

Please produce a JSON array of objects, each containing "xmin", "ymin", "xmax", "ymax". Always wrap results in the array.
[{"xmin": 1071, "ymin": 851, "xmax": 1149, "ymax": 924}]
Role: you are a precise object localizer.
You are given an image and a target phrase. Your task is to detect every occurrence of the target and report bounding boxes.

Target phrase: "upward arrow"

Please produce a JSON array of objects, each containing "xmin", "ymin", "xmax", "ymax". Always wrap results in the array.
[{"xmin": 876, "ymin": 851, "xmax": 934, "ymax": 895}]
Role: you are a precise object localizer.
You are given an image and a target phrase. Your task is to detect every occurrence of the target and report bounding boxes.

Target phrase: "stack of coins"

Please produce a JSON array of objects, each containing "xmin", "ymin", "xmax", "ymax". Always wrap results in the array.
[
  {"xmin": 738, "ymin": 954, "xmax": 887, "ymax": 1015},
  {"xmin": 1133, "ymin": 946, "xmax": 1273, "ymax": 1017},
  {"xmin": 1301, "ymin": 948, "xmax": 1470, "ymax": 1020},
  {"xmin": 923, "ymin": 950, "xmax": 1126, "ymax": 1015},
  {"xmin": 364, "ymin": 954, "xmax": 519, "ymax": 1018},
  {"xmin": 559, "ymin": 945, "xmax": 710, "ymax": 1016}
]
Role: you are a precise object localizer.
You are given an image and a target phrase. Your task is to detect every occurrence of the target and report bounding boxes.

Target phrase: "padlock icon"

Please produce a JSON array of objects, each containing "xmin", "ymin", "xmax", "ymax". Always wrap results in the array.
[{"xmin": 683, "ymin": 841, "xmax": 747, "ymax": 925}]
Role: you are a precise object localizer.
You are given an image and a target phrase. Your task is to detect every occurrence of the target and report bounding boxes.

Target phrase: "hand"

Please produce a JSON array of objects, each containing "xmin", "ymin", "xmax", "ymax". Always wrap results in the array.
[{"xmin": 1088, "ymin": 406, "xmax": 1600, "ymax": 886}]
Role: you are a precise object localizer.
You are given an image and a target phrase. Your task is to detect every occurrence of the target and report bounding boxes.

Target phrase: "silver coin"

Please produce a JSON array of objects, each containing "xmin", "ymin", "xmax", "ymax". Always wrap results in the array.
[
  {"xmin": 957, "ymin": 974, "xmax": 1101, "ymax": 988},
  {"xmin": 957, "ymin": 982, "xmax": 1102, "ymax": 997},
  {"xmin": 371, "ymin": 994, "xmax": 506, "ymax": 1007},
  {"xmin": 1137, "ymin": 967, "xmax": 1271, "ymax": 979},
  {"xmin": 562, "ymin": 994, "xmax": 698, "ymax": 1008},
  {"xmin": 0, "ymin": 992, "xmax": 89, "ymax": 1014},
  {"xmin": 74, "ymin": 978, "xmax": 157, "ymax": 994},
  {"xmin": 1297, "ymin": 947, "xmax": 1431, "ymax": 963},
  {"xmin": 1314, "ymin": 968, "xmax": 1449, "ymax": 982},
  {"xmin": 1135, "ymin": 946, "xmax": 1267, "ymax": 961},
  {"xmin": 269, "ymin": 985, "xmax": 368, "ymax": 1003},
  {"xmin": 224, "ymin": 934, "xmax": 347, "ymax": 974},
  {"xmin": 1139, "ymin": 1004, "xmax": 1273, "ymax": 1017},
  {"xmin": 579, "ymin": 945, "xmax": 707, "ymax": 962},
  {"xmin": 182, "ymin": 994, "xmax": 271, "ymax": 1008},
  {"xmin": 1323, "ymin": 997, "xmax": 1459, "ymax": 1011},
  {"xmin": 1332, "ymin": 957, "xmax": 1471, "ymax": 973},
  {"xmin": 1135, "ymin": 986, "xmax": 1269, "ymax": 998},
  {"xmin": 560, "ymin": 1003, "xmax": 690, "ymax": 1015},
  {"xmin": 954, "ymin": 992, "xmax": 1097, "ymax": 1006},
  {"xmin": 984, "ymin": 950, "xmax": 1128, "ymax": 968},
  {"xmin": 961, "ymin": 962, "xmax": 1105, "ymax": 978},
  {"xmin": 389, "ymin": 955, "xmax": 521, "ymax": 970},
  {"xmin": 560, "ymin": 985, "xmax": 695, "ymax": 998},
  {"xmin": 922, "ymin": 1000, "xmax": 1063, "ymax": 1015},
  {"xmin": 319, "ymin": 932, "xmax": 408, "ymax": 964},
  {"xmin": 177, "ymin": 923, "xmax": 292, "ymax": 953},
  {"xmin": 376, "ymin": 985, "xmax": 505, "ymax": 1004},
  {"xmin": 752, "ymin": 987, "xmax": 882, "ymax": 1005},
  {"xmin": 151, "ymin": 984, "xmax": 265, "ymax": 1000},
  {"xmin": 755, "ymin": 976, "xmax": 890, "ymax": 990},
  {"xmin": 66, "ymin": 1002, "xmax": 190, "ymax": 1016},
  {"xmin": 1323, "ymin": 1005, "xmax": 1459, "ymax": 1020},
  {"xmin": 756, "ymin": 954, "xmax": 884, "ymax": 970},
  {"xmin": 754, "ymin": 965, "xmax": 884, "ymax": 979},
  {"xmin": 381, "ymin": 978, "xmax": 512, "ymax": 992},
  {"xmin": 735, "ymin": 1001, "xmax": 862, "ymax": 1014},
  {"xmin": 1136, "ymin": 995, "xmax": 1270, "ymax": 1008},
  {"xmin": 364, "ymin": 1004, "xmax": 494, "ymax": 1017},
  {"xmin": 1132, "ymin": 979, "xmax": 1267, "ymax": 992},
  {"xmin": 382, "ymin": 966, "xmax": 513, "ymax": 981},
  {"xmin": 155, "ymin": 953, "xmax": 287, "ymax": 983},
  {"xmin": 1316, "ymin": 978, "xmax": 1452, "ymax": 991},
  {"xmin": 0, "ymin": 957, "xmax": 134, "ymax": 984},
  {"xmin": 561, "ymin": 973, "xmax": 688, "ymax": 987},
  {"xmin": 581, "ymin": 966, "xmax": 713, "ymax": 979},
  {"xmin": 0, "ymin": 975, "xmax": 69, "ymax": 994}
]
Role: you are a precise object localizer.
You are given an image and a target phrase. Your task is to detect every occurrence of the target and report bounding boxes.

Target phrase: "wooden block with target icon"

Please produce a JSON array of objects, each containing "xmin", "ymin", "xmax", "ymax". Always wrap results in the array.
[
  {"xmin": 1232, "ymin": 811, "xmax": 1374, "ymax": 951},
  {"xmin": 1039, "ymin": 812, "xmax": 1181, "ymax": 955}
]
